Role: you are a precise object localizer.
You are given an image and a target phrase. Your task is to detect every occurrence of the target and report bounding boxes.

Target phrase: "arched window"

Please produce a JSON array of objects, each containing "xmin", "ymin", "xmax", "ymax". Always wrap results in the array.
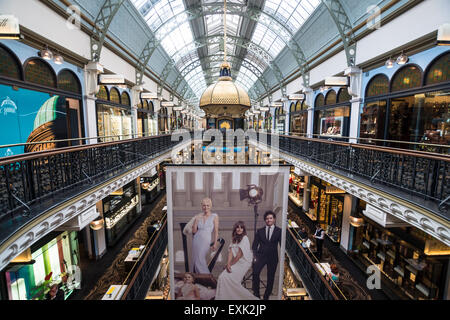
[
  {"xmin": 366, "ymin": 74, "xmax": 389, "ymax": 97},
  {"xmin": 337, "ymin": 88, "xmax": 352, "ymax": 103},
  {"xmin": 149, "ymin": 101, "xmax": 154, "ymax": 113},
  {"xmin": 425, "ymin": 52, "xmax": 449, "ymax": 85},
  {"xmin": 0, "ymin": 45, "xmax": 21, "ymax": 80},
  {"xmin": 391, "ymin": 65, "xmax": 422, "ymax": 92},
  {"xmin": 290, "ymin": 102, "xmax": 295, "ymax": 113},
  {"xmin": 295, "ymin": 100, "xmax": 302, "ymax": 111},
  {"xmin": 137, "ymin": 99, "xmax": 143, "ymax": 109},
  {"xmin": 57, "ymin": 69, "xmax": 81, "ymax": 94},
  {"xmin": 142, "ymin": 99, "xmax": 148, "ymax": 110},
  {"xmin": 121, "ymin": 91, "xmax": 131, "ymax": 106},
  {"xmin": 315, "ymin": 94, "xmax": 324, "ymax": 107},
  {"xmin": 24, "ymin": 58, "xmax": 56, "ymax": 88},
  {"xmin": 96, "ymin": 85, "xmax": 109, "ymax": 100},
  {"xmin": 325, "ymin": 90, "xmax": 337, "ymax": 105},
  {"xmin": 109, "ymin": 87, "xmax": 121, "ymax": 104}
]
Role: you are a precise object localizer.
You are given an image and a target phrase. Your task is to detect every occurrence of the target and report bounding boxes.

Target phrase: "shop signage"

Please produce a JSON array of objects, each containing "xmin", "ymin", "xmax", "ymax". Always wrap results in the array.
[
  {"xmin": 0, "ymin": 15, "xmax": 20, "ymax": 39},
  {"xmin": 363, "ymin": 204, "xmax": 409, "ymax": 228},
  {"xmin": 141, "ymin": 92, "xmax": 158, "ymax": 99},
  {"xmin": 161, "ymin": 101, "xmax": 174, "ymax": 107},
  {"xmin": 99, "ymin": 74, "xmax": 125, "ymax": 84},
  {"xmin": 288, "ymin": 94, "xmax": 305, "ymax": 101},
  {"xmin": 271, "ymin": 102, "xmax": 283, "ymax": 107},
  {"xmin": 324, "ymin": 76, "xmax": 349, "ymax": 87},
  {"xmin": 325, "ymin": 186, "xmax": 345, "ymax": 194},
  {"xmin": 424, "ymin": 239, "xmax": 450, "ymax": 256}
]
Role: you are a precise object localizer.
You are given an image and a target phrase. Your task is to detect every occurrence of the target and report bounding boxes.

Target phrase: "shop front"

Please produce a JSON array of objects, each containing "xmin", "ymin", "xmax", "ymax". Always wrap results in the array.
[
  {"xmin": 313, "ymin": 88, "xmax": 351, "ymax": 140},
  {"xmin": 137, "ymin": 99, "xmax": 157, "ymax": 137},
  {"xmin": 102, "ymin": 180, "xmax": 140, "ymax": 247},
  {"xmin": 4, "ymin": 231, "xmax": 80, "ymax": 300},
  {"xmin": 275, "ymin": 106, "xmax": 286, "ymax": 134},
  {"xmin": 349, "ymin": 200, "xmax": 450, "ymax": 300},
  {"xmin": 0, "ymin": 42, "xmax": 84, "ymax": 157},
  {"xmin": 289, "ymin": 100, "xmax": 308, "ymax": 135},
  {"xmin": 289, "ymin": 167, "xmax": 305, "ymax": 208},
  {"xmin": 307, "ymin": 177, "xmax": 344, "ymax": 243},
  {"xmin": 360, "ymin": 50, "xmax": 449, "ymax": 152},
  {"xmin": 96, "ymin": 85, "xmax": 132, "ymax": 142},
  {"xmin": 140, "ymin": 166, "xmax": 161, "ymax": 204}
]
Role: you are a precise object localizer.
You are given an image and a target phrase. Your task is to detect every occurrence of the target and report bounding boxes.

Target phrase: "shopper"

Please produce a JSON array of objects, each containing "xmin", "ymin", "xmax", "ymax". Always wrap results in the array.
[
  {"xmin": 46, "ymin": 283, "xmax": 64, "ymax": 300},
  {"xmin": 298, "ymin": 226, "xmax": 309, "ymax": 249},
  {"xmin": 313, "ymin": 224, "xmax": 325, "ymax": 260},
  {"xmin": 327, "ymin": 264, "xmax": 340, "ymax": 286}
]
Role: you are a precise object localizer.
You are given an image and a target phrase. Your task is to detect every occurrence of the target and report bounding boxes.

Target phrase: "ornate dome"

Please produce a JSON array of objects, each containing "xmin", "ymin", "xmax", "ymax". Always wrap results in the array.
[
  {"xmin": 199, "ymin": 62, "xmax": 251, "ymax": 117},
  {"xmin": 33, "ymin": 95, "xmax": 65, "ymax": 129}
]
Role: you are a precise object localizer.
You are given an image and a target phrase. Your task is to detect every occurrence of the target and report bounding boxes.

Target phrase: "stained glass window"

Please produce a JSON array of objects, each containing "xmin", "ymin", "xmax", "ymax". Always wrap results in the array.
[
  {"xmin": 325, "ymin": 90, "xmax": 337, "ymax": 105},
  {"xmin": 315, "ymin": 94, "xmax": 324, "ymax": 107},
  {"xmin": 97, "ymin": 85, "xmax": 109, "ymax": 101},
  {"xmin": 391, "ymin": 66, "xmax": 422, "ymax": 92},
  {"xmin": 0, "ymin": 45, "xmax": 21, "ymax": 80},
  {"xmin": 24, "ymin": 59, "xmax": 56, "ymax": 88},
  {"xmin": 121, "ymin": 92, "xmax": 131, "ymax": 106},
  {"xmin": 366, "ymin": 74, "xmax": 389, "ymax": 97},
  {"xmin": 337, "ymin": 88, "xmax": 352, "ymax": 103},
  {"xmin": 57, "ymin": 70, "xmax": 81, "ymax": 94},
  {"xmin": 295, "ymin": 100, "xmax": 302, "ymax": 111},
  {"xmin": 137, "ymin": 99, "xmax": 143, "ymax": 110},
  {"xmin": 425, "ymin": 53, "xmax": 449, "ymax": 85},
  {"xmin": 109, "ymin": 88, "xmax": 121, "ymax": 104}
]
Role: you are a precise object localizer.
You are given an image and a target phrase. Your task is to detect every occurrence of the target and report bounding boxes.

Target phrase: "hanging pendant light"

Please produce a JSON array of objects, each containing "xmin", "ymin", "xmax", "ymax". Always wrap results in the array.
[
  {"xmin": 53, "ymin": 52, "xmax": 64, "ymax": 65},
  {"xmin": 385, "ymin": 56, "xmax": 395, "ymax": 68},
  {"xmin": 39, "ymin": 46, "xmax": 53, "ymax": 60},
  {"xmin": 396, "ymin": 52, "xmax": 409, "ymax": 65}
]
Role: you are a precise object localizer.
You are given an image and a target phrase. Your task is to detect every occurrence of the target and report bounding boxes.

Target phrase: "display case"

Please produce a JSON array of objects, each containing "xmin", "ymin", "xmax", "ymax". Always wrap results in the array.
[{"xmin": 103, "ymin": 181, "xmax": 140, "ymax": 246}]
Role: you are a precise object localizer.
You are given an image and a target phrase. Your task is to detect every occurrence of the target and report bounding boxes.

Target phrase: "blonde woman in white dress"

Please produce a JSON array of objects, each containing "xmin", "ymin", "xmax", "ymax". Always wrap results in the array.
[
  {"xmin": 215, "ymin": 221, "xmax": 259, "ymax": 300},
  {"xmin": 191, "ymin": 197, "xmax": 219, "ymax": 274}
]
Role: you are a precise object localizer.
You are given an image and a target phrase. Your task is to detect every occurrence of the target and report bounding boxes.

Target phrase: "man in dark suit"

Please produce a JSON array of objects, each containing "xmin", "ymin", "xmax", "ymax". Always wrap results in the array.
[{"xmin": 252, "ymin": 210, "xmax": 281, "ymax": 300}]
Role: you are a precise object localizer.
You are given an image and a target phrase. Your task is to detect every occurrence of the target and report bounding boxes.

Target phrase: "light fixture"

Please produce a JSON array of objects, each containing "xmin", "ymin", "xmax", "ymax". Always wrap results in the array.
[
  {"xmin": 39, "ymin": 46, "xmax": 53, "ymax": 60},
  {"xmin": 396, "ymin": 52, "xmax": 409, "ymax": 65},
  {"xmin": 90, "ymin": 217, "xmax": 104, "ymax": 230},
  {"xmin": 349, "ymin": 216, "xmax": 364, "ymax": 227},
  {"xmin": 437, "ymin": 23, "xmax": 450, "ymax": 45},
  {"xmin": 385, "ymin": 56, "xmax": 395, "ymax": 68},
  {"xmin": 239, "ymin": 184, "xmax": 263, "ymax": 205},
  {"xmin": 53, "ymin": 53, "xmax": 64, "ymax": 65}
]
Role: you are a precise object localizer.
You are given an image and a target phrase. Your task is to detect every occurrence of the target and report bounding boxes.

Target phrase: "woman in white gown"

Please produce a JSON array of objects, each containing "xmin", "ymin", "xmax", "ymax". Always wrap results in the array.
[
  {"xmin": 191, "ymin": 198, "xmax": 219, "ymax": 274},
  {"xmin": 215, "ymin": 221, "xmax": 259, "ymax": 300}
]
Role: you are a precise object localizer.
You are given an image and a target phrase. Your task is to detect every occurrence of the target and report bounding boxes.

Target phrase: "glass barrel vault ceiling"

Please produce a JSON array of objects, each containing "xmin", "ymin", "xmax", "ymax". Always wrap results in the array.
[{"xmin": 131, "ymin": 0, "xmax": 320, "ymax": 102}]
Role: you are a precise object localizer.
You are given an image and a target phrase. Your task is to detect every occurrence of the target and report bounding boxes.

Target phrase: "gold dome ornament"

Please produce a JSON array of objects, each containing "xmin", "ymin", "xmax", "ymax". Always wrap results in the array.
[{"xmin": 199, "ymin": 62, "xmax": 251, "ymax": 118}]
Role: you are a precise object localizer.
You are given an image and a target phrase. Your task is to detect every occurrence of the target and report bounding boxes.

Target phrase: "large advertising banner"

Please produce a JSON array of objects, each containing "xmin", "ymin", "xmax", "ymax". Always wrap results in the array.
[{"xmin": 167, "ymin": 165, "xmax": 290, "ymax": 300}]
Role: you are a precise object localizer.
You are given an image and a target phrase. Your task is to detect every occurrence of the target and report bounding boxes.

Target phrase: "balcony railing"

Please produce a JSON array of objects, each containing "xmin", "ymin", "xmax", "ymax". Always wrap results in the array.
[
  {"xmin": 286, "ymin": 227, "xmax": 345, "ymax": 300},
  {"xmin": 256, "ymin": 133, "xmax": 450, "ymax": 213},
  {"xmin": 121, "ymin": 215, "xmax": 168, "ymax": 300},
  {"xmin": 0, "ymin": 134, "xmax": 184, "ymax": 243}
]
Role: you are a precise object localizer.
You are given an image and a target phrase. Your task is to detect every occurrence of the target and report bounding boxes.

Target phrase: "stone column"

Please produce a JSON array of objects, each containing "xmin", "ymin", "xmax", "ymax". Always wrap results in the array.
[
  {"xmin": 131, "ymin": 85, "xmax": 143, "ymax": 138},
  {"xmin": 339, "ymin": 194, "xmax": 355, "ymax": 252},
  {"xmin": 302, "ymin": 175, "xmax": 310, "ymax": 212},
  {"xmin": 345, "ymin": 67, "xmax": 363, "ymax": 143},
  {"xmin": 303, "ymin": 87, "xmax": 314, "ymax": 138},
  {"xmin": 83, "ymin": 61, "xmax": 104, "ymax": 144}
]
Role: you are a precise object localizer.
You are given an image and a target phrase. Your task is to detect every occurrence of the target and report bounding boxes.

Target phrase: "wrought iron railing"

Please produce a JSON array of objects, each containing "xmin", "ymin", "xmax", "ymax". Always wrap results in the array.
[
  {"xmin": 286, "ymin": 227, "xmax": 344, "ymax": 300},
  {"xmin": 121, "ymin": 217, "xmax": 168, "ymax": 300},
  {"xmin": 0, "ymin": 134, "xmax": 183, "ymax": 222},
  {"xmin": 256, "ymin": 133, "xmax": 450, "ymax": 211}
]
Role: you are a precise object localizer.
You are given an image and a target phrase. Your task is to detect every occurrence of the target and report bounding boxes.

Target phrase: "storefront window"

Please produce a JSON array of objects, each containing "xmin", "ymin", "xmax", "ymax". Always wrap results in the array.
[
  {"xmin": 425, "ymin": 53, "xmax": 449, "ymax": 85},
  {"xmin": 351, "ymin": 200, "xmax": 450, "ymax": 300},
  {"xmin": 360, "ymin": 100, "xmax": 387, "ymax": 143},
  {"xmin": 366, "ymin": 74, "xmax": 389, "ymax": 97},
  {"xmin": 391, "ymin": 65, "xmax": 422, "ymax": 93},
  {"xmin": 307, "ymin": 178, "xmax": 344, "ymax": 242},
  {"xmin": 5, "ymin": 231, "xmax": 80, "ymax": 300},
  {"xmin": 387, "ymin": 91, "xmax": 450, "ymax": 148},
  {"xmin": 288, "ymin": 168, "xmax": 305, "ymax": 207},
  {"xmin": 24, "ymin": 58, "xmax": 56, "ymax": 88},
  {"xmin": 314, "ymin": 106, "xmax": 350, "ymax": 137},
  {"xmin": 0, "ymin": 45, "xmax": 21, "ymax": 80},
  {"xmin": 57, "ymin": 70, "xmax": 81, "ymax": 94}
]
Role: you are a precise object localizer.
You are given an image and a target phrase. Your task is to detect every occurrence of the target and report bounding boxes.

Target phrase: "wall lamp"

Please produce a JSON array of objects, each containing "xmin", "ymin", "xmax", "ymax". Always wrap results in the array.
[{"xmin": 385, "ymin": 52, "xmax": 409, "ymax": 68}]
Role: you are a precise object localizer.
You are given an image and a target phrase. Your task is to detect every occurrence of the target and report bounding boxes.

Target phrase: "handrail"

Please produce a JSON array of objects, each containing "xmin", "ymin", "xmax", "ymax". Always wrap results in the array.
[
  {"xmin": 120, "ymin": 216, "xmax": 168, "ymax": 300},
  {"xmin": 0, "ymin": 133, "xmax": 175, "ymax": 165},
  {"xmin": 288, "ymin": 225, "xmax": 347, "ymax": 300},
  {"xmin": 255, "ymin": 132, "xmax": 450, "ymax": 205},
  {"xmin": 287, "ymin": 227, "xmax": 345, "ymax": 300}
]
